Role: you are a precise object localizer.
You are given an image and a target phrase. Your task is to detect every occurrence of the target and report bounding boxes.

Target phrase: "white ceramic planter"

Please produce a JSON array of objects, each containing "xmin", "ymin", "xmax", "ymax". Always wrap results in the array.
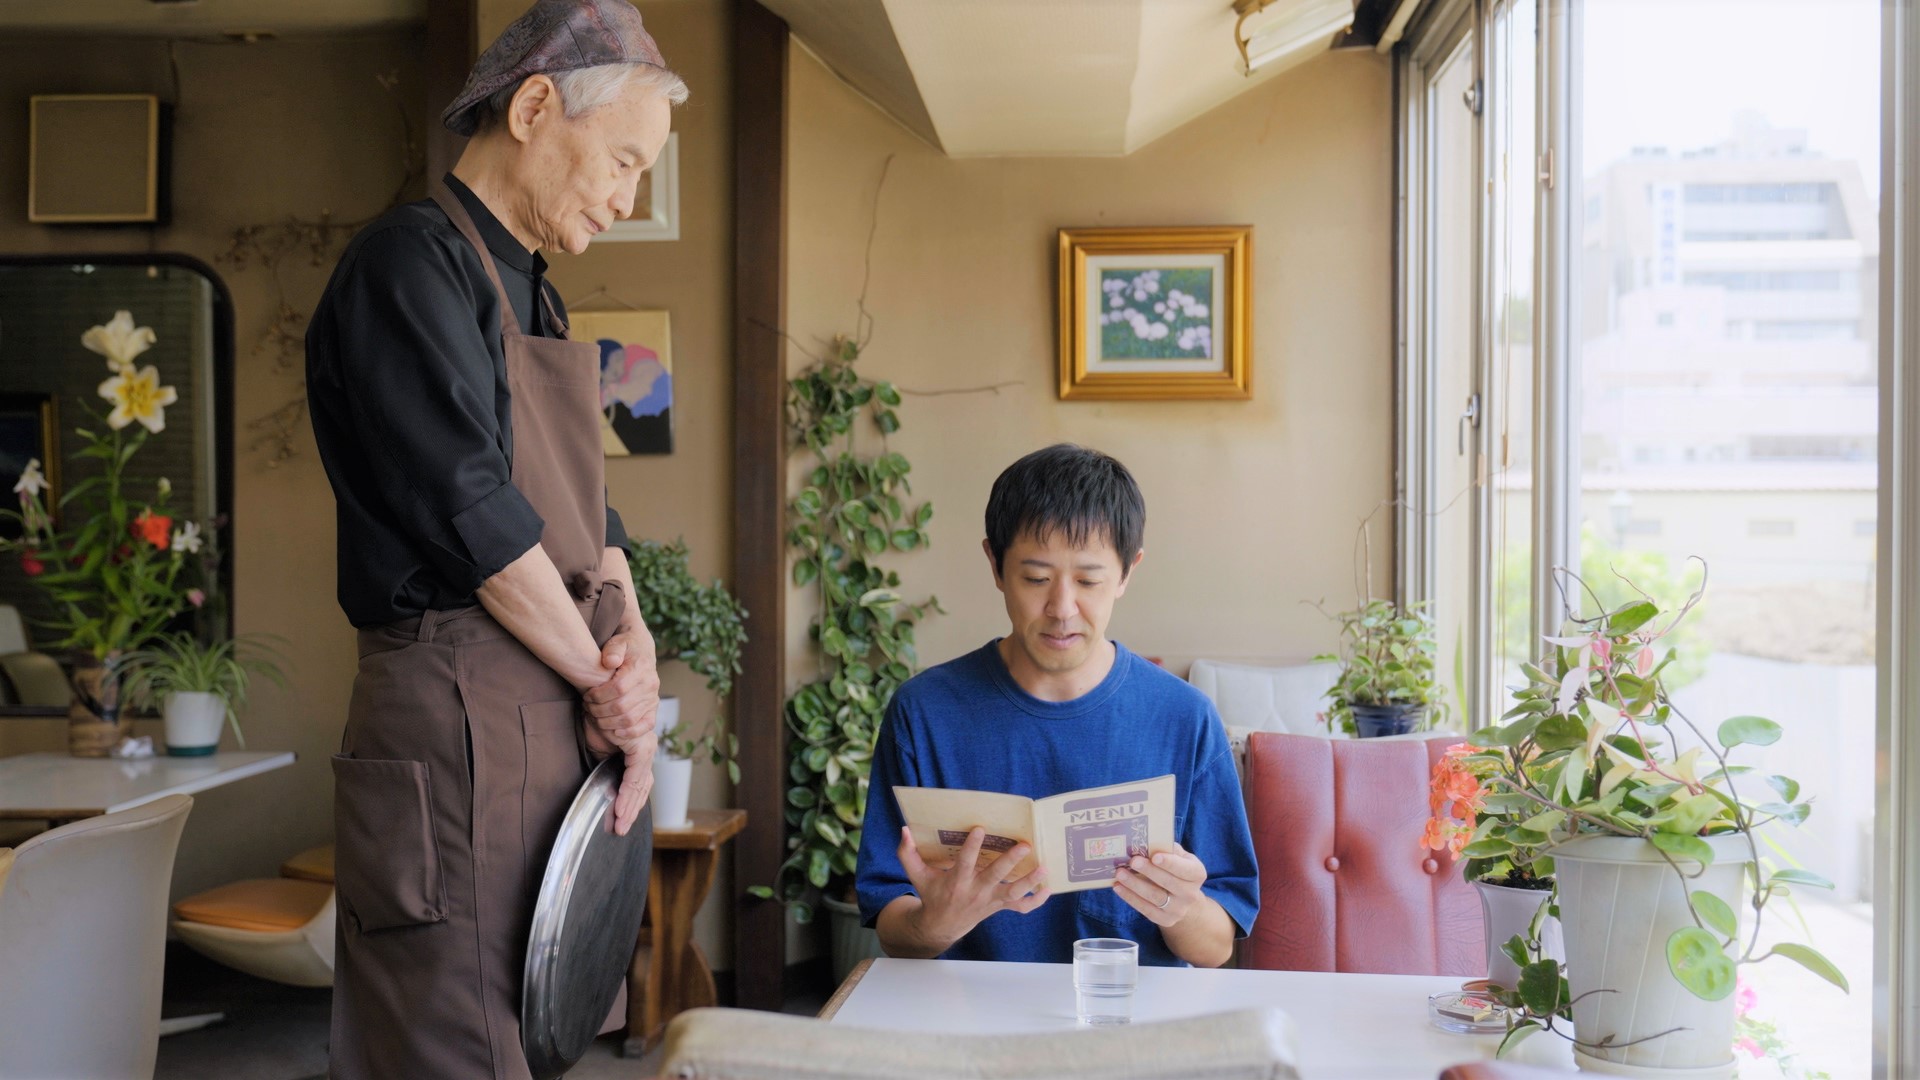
[
  {"xmin": 651, "ymin": 753, "xmax": 694, "ymax": 829},
  {"xmin": 1475, "ymin": 880, "xmax": 1563, "ymax": 991},
  {"xmin": 163, "ymin": 691, "xmax": 227, "ymax": 757},
  {"xmin": 1553, "ymin": 833, "xmax": 1751, "ymax": 1078},
  {"xmin": 821, "ymin": 893, "xmax": 887, "ymax": 984},
  {"xmin": 648, "ymin": 696, "xmax": 692, "ymax": 827}
]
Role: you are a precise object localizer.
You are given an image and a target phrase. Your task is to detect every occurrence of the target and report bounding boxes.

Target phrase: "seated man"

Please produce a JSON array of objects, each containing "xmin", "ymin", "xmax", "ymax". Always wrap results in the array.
[{"xmin": 856, "ymin": 444, "xmax": 1258, "ymax": 967}]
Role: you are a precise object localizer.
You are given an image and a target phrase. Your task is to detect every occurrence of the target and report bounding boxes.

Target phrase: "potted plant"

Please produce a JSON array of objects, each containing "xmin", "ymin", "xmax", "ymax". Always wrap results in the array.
[
  {"xmin": 1428, "ymin": 567, "xmax": 1847, "ymax": 1074},
  {"xmin": 1426, "ymin": 746, "xmax": 1563, "ymax": 995},
  {"xmin": 121, "ymin": 632, "xmax": 288, "ymax": 756},
  {"xmin": 626, "ymin": 537, "xmax": 746, "ymax": 828},
  {"xmin": 747, "ymin": 335, "xmax": 938, "ymax": 982},
  {"xmin": 1315, "ymin": 598, "xmax": 1449, "ymax": 737},
  {"xmin": 0, "ymin": 311, "xmax": 195, "ymax": 756}
]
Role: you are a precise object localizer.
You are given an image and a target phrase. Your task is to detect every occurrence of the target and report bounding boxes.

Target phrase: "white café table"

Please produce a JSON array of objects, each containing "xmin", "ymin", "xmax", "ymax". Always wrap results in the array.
[
  {"xmin": 0, "ymin": 750, "xmax": 297, "ymax": 827},
  {"xmin": 822, "ymin": 957, "xmax": 1565, "ymax": 1080}
]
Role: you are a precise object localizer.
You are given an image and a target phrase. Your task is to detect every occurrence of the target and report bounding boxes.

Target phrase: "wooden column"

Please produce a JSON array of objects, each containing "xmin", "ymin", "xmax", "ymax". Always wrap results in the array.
[{"xmin": 730, "ymin": 0, "xmax": 790, "ymax": 1013}]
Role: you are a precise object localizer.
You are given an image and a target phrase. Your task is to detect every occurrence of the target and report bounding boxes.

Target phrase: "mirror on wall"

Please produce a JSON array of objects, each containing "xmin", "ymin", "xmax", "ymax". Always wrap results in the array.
[{"xmin": 0, "ymin": 256, "xmax": 233, "ymax": 707}]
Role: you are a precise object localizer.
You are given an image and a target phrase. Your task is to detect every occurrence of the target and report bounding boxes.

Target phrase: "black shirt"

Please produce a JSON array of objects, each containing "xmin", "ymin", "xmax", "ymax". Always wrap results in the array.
[{"xmin": 306, "ymin": 174, "xmax": 628, "ymax": 627}]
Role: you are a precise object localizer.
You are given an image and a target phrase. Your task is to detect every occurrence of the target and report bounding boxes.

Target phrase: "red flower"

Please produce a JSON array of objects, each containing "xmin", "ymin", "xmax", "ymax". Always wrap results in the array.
[
  {"xmin": 131, "ymin": 510, "xmax": 172, "ymax": 550},
  {"xmin": 20, "ymin": 550, "xmax": 43, "ymax": 576}
]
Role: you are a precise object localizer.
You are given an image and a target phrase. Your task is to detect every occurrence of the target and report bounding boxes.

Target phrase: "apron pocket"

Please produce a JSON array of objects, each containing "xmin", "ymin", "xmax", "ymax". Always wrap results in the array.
[{"xmin": 332, "ymin": 754, "xmax": 447, "ymax": 933}]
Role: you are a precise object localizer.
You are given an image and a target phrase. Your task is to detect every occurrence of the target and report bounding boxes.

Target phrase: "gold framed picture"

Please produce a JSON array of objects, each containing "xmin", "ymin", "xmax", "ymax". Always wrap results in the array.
[{"xmin": 1057, "ymin": 225, "xmax": 1252, "ymax": 401}]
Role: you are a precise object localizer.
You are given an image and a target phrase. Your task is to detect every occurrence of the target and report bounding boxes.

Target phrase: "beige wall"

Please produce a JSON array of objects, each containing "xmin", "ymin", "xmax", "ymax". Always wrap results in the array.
[
  {"xmin": 784, "ymin": 45, "xmax": 1396, "ymax": 696},
  {"xmin": 0, "ymin": 0, "xmax": 738, "ymax": 965}
]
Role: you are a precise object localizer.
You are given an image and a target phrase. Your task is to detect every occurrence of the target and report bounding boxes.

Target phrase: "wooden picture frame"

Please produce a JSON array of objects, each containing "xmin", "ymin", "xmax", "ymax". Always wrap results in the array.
[
  {"xmin": 599, "ymin": 132, "xmax": 680, "ymax": 242},
  {"xmin": 1057, "ymin": 225, "xmax": 1253, "ymax": 401}
]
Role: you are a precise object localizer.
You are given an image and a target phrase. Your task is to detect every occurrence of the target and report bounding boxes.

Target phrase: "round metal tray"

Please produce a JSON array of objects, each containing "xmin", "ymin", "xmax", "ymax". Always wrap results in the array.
[{"xmin": 521, "ymin": 756, "xmax": 653, "ymax": 1078}]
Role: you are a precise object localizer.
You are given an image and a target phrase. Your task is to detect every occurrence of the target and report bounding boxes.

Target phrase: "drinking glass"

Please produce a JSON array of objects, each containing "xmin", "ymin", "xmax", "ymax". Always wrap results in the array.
[{"xmin": 1072, "ymin": 937, "xmax": 1138, "ymax": 1026}]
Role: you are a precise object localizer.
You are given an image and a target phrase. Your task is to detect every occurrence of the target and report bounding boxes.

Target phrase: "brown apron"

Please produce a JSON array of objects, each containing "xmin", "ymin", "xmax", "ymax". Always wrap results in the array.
[{"xmin": 329, "ymin": 183, "xmax": 634, "ymax": 1080}]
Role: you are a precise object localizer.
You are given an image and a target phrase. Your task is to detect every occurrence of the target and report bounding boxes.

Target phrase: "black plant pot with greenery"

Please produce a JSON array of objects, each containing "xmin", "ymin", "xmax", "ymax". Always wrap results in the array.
[{"xmin": 1349, "ymin": 702, "xmax": 1428, "ymax": 739}]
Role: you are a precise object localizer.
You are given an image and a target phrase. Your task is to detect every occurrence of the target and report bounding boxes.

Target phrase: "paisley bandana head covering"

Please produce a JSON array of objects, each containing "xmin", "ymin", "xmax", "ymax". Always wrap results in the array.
[{"xmin": 442, "ymin": 0, "xmax": 667, "ymax": 136}]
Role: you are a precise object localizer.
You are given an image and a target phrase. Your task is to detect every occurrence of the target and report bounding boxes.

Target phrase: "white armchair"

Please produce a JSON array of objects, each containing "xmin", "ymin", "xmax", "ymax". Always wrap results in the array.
[
  {"xmin": 0, "ymin": 795, "xmax": 193, "ymax": 1080},
  {"xmin": 0, "ymin": 603, "xmax": 73, "ymax": 707}
]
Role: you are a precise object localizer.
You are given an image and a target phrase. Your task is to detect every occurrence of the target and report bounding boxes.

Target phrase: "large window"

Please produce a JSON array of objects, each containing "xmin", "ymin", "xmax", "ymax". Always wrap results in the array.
[
  {"xmin": 1398, "ymin": 0, "xmax": 1885, "ymax": 1072},
  {"xmin": 1572, "ymin": 2, "xmax": 1880, "ymax": 1072}
]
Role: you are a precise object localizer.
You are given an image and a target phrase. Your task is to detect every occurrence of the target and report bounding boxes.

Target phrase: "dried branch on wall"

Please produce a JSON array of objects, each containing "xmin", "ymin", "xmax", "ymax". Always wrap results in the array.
[{"xmin": 219, "ymin": 71, "xmax": 422, "ymax": 466}]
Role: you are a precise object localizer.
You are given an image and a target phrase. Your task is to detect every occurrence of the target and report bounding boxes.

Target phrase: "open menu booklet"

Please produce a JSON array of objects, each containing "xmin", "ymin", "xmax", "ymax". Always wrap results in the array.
[{"xmin": 893, "ymin": 775, "xmax": 1175, "ymax": 894}]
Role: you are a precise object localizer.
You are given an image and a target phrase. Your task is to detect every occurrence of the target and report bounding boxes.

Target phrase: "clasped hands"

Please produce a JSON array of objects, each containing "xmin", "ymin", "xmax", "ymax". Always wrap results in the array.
[
  {"xmin": 898, "ymin": 825, "xmax": 1211, "ymax": 942},
  {"xmin": 581, "ymin": 622, "xmax": 661, "ymax": 837}
]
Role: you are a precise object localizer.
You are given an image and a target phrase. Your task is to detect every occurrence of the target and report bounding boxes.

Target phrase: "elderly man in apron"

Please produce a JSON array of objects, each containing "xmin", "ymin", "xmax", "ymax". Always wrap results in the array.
[{"xmin": 304, "ymin": 3, "xmax": 685, "ymax": 1076}]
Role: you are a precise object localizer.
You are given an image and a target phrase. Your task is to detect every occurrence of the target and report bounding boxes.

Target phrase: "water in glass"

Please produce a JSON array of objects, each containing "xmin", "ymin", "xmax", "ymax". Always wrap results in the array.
[{"xmin": 1072, "ymin": 938, "xmax": 1137, "ymax": 1026}]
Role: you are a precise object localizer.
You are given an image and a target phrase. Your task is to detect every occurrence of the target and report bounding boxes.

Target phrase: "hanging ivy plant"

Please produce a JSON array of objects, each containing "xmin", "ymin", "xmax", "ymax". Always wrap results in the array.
[{"xmin": 749, "ymin": 334, "xmax": 939, "ymax": 922}]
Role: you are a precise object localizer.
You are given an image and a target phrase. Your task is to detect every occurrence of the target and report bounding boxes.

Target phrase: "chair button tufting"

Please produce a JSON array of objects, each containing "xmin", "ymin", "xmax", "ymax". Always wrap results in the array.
[
  {"xmin": 1422, "ymin": 858, "xmax": 1439, "ymax": 874},
  {"xmin": 1324, "ymin": 856, "xmax": 1340, "ymax": 872}
]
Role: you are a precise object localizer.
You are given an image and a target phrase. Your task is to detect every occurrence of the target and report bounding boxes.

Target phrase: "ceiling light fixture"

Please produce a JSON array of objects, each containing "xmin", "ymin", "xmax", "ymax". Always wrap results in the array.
[{"xmin": 1233, "ymin": 0, "xmax": 1357, "ymax": 76}]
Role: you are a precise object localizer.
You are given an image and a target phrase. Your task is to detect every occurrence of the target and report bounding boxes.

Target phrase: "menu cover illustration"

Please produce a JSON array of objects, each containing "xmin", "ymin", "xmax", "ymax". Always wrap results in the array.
[{"xmin": 892, "ymin": 775, "xmax": 1175, "ymax": 893}]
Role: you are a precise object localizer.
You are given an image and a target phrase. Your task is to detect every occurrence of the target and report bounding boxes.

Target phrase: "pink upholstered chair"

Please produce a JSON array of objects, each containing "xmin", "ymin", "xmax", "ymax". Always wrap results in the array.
[{"xmin": 1243, "ymin": 732, "xmax": 1482, "ymax": 976}]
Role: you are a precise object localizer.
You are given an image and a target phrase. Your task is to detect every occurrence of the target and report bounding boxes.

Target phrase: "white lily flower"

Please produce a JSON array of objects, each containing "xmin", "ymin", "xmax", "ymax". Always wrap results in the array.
[
  {"xmin": 98, "ymin": 365, "xmax": 179, "ymax": 433},
  {"xmin": 172, "ymin": 520, "xmax": 203, "ymax": 554},
  {"xmin": 12, "ymin": 458, "xmax": 46, "ymax": 500},
  {"xmin": 80, "ymin": 310, "xmax": 157, "ymax": 373}
]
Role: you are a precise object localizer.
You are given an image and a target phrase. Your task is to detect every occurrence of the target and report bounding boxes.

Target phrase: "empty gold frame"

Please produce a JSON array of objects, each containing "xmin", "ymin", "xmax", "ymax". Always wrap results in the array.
[
  {"xmin": 28, "ymin": 95, "xmax": 162, "ymax": 224},
  {"xmin": 1057, "ymin": 225, "xmax": 1253, "ymax": 401}
]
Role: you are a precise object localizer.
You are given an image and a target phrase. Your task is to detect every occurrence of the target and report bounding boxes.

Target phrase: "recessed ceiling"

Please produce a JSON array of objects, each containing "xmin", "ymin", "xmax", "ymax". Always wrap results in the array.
[
  {"xmin": 0, "ymin": 0, "xmax": 424, "ymax": 35},
  {"xmin": 761, "ymin": 0, "xmax": 1362, "ymax": 157}
]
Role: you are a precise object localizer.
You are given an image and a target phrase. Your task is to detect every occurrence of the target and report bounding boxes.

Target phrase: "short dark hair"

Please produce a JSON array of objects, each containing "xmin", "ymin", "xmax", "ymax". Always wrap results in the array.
[{"xmin": 985, "ymin": 444, "xmax": 1145, "ymax": 578}]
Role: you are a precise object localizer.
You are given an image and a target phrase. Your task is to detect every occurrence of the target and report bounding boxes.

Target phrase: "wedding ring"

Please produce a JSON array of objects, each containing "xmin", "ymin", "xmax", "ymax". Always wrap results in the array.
[{"xmin": 1157, "ymin": 892, "xmax": 1172, "ymax": 910}]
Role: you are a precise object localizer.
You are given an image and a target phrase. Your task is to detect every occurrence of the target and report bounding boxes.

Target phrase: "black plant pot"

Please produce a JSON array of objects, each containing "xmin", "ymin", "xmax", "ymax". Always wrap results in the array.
[{"xmin": 1351, "ymin": 703, "xmax": 1427, "ymax": 738}]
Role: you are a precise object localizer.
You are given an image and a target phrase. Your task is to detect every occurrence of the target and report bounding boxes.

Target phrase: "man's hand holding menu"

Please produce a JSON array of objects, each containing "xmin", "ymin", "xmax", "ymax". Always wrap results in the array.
[{"xmin": 878, "ymin": 825, "xmax": 1054, "ymax": 959}]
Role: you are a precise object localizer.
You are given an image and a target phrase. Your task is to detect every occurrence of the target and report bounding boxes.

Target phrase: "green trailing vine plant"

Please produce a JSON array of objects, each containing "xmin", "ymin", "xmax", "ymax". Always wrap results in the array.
[
  {"xmin": 625, "ymin": 538, "xmax": 746, "ymax": 782},
  {"xmin": 748, "ymin": 333, "xmax": 940, "ymax": 922}
]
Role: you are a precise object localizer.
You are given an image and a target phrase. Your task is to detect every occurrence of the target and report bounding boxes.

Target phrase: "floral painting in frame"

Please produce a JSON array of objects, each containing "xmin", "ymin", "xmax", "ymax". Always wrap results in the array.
[
  {"xmin": 1057, "ymin": 225, "xmax": 1252, "ymax": 401},
  {"xmin": 572, "ymin": 309, "xmax": 673, "ymax": 456}
]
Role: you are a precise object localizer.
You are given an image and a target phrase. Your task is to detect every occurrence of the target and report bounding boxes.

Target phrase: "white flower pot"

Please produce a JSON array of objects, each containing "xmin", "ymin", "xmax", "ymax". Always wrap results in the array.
[
  {"xmin": 1475, "ymin": 880, "xmax": 1563, "ymax": 991},
  {"xmin": 163, "ymin": 691, "xmax": 227, "ymax": 757},
  {"xmin": 651, "ymin": 752, "xmax": 694, "ymax": 829},
  {"xmin": 1553, "ymin": 833, "xmax": 1751, "ymax": 1078}
]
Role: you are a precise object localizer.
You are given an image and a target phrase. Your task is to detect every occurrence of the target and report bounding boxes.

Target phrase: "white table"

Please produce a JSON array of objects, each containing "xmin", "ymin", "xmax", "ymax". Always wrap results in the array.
[
  {"xmin": 0, "ymin": 751, "xmax": 297, "ymax": 825},
  {"xmin": 824, "ymin": 958, "xmax": 1577, "ymax": 1079}
]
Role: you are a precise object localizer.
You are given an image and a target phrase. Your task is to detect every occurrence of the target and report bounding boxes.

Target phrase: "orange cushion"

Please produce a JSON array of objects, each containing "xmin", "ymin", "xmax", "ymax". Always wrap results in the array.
[
  {"xmin": 173, "ymin": 878, "xmax": 332, "ymax": 932},
  {"xmin": 280, "ymin": 843, "xmax": 335, "ymax": 884}
]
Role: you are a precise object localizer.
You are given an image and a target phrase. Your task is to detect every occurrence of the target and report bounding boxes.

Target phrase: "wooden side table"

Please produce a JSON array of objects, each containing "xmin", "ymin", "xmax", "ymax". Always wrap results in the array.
[{"xmin": 623, "ymin": 807, "xmax": 746, "ymax": 1057}]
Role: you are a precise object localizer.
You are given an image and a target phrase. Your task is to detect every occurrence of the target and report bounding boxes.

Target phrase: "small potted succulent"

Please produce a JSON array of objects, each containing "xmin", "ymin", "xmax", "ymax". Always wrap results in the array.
[
  {"xmin": 1316, "ymin": 598, "xmax": 1449, "ymax": 737},
  {"xmin": 626, "ymin": 537, "xmax": 746, "ymax": 828},
  {"xmin": 1426, "ymin": 566, "xmax": 1846, "ymax": 1073}
]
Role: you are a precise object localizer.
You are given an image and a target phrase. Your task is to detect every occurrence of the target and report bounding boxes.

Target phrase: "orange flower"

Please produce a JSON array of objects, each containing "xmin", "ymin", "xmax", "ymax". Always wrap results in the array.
[
  {"xmin": 131, "ymin": 510, "xmax": 171, "ymax": 550},
  {"xmin": 1445, "ymin": 769, "xmax": 1483, "ymax": 808},
  {"xmin": 1448, "ymin": 828, "xmax": 1470, "ymax": 856},
  {"xmin": 1421, "ymin": 815, "xmax": 1451, "ymax": 853}
]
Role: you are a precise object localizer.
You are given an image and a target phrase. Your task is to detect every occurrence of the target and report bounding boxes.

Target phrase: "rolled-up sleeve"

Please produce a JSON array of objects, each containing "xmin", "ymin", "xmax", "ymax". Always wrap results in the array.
[{"xmin": 330, "ymin": 228, "xmax": 544, "ymax": 591}]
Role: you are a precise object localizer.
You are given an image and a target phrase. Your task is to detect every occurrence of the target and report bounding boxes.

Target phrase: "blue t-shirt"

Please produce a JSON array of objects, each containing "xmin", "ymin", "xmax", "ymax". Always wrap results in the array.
[{"xmin": 855, "ymin": 639, "xmax": 1260, "ymax": 967}]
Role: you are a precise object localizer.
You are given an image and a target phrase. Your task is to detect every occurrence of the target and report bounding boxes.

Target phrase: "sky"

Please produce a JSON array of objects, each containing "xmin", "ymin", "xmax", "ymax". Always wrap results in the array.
[{"xmin": 1580, "ymin": 0, "xmax": 1883, "ymax": 200}]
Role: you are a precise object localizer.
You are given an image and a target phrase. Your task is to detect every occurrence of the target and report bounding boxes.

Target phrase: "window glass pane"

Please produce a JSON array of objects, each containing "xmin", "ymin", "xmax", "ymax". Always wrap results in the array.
[
  {"xmin": 1491, "ymin": 0, "xmax": 1536, "ymax": 690},
  {"xmin": 1575, "ymin": 2, "xmax": 1879, "ymax": 1072},
  {"xmin": 1431, "ymin": 35, "xmax": 1476, "ymax": 723}
]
